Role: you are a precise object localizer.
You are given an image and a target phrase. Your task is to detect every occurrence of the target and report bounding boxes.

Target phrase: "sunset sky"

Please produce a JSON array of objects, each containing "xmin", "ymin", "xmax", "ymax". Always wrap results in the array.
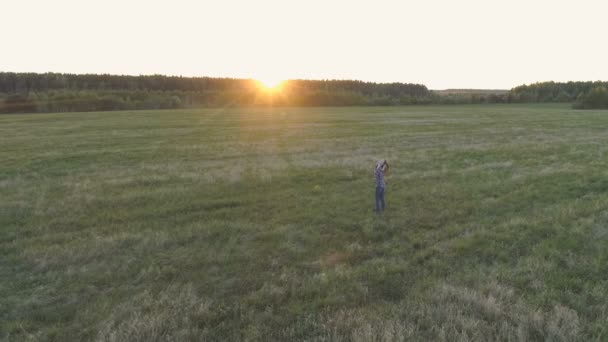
[{"xmin": 4, "ymin": 0, "xmax": 607, "ymax": 89}]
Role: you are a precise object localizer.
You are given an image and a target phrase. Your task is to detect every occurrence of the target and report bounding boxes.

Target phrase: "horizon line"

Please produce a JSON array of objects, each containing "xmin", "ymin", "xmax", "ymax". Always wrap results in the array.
[{"xmin": 2, "ymin": 70, "xmax": 608, "ymax": 91}]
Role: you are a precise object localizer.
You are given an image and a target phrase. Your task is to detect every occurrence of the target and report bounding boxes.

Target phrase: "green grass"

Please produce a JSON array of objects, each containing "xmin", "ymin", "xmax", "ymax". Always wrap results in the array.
[{"xmin": 2, "ymin": 104, "xmax": 608, "ymax": 341}]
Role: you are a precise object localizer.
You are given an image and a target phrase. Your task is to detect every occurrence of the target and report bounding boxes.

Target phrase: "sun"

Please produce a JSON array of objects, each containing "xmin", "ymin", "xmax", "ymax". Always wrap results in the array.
[{"xmin": 258, "ymin": 77, "xmax": 284, "ymax": 90}]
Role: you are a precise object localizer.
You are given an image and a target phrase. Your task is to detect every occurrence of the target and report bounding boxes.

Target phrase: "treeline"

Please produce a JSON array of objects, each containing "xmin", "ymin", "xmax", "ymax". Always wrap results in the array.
[
  {"xmin": 508, "ymin": 81, "xmax": 608, "ymax": 109},
  {"xmin": 1, "ymin": 72, "xmax": 608, "ymax": 113},
  {"xmin": 572, "ymin": 86, "xmax": 608, "ymax": 109},
  {"xmin": 0, "ymin": 72, "xmax": 256, "ymax": 93},
  {"xmin": 0, "ymin": 72, "xmax": 430, "ymax": 113},
  {"xmin": 509, "ymin": 81, "xmax": 608, "ymax": 103},
  {"xmin": 435, "ymin": 82, "xmax": 608, "ymax": 108}
]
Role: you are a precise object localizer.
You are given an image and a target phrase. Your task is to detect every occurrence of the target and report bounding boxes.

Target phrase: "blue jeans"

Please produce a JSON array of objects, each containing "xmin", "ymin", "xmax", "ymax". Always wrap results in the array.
[{"xmin": 375, "ymin": 186, "xmax": 385, "ymax": 212}]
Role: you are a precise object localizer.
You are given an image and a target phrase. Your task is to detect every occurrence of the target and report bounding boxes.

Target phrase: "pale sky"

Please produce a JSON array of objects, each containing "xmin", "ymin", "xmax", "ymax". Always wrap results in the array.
[{"xmin": 3, "ymin": 0, "xmax": 607, "ymax": 89}]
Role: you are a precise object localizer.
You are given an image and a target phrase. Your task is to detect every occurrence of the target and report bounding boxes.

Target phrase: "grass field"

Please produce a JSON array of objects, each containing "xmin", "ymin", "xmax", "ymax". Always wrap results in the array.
[{"xmin": 2, "ymin": 104, "xmax": 608, "ymax": 341}]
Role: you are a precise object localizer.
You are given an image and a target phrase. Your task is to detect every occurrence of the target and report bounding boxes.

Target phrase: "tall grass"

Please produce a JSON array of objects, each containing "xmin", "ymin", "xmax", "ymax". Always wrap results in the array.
[{"xmin": 1, "ymin": 104, "xmax": 607, "ymax": 340}]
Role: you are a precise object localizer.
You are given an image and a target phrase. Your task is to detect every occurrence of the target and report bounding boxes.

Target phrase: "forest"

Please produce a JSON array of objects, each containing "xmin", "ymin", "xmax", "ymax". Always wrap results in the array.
[{"xmin": 1, "ymin": 72, "xmax": 607, "ymax": 113}]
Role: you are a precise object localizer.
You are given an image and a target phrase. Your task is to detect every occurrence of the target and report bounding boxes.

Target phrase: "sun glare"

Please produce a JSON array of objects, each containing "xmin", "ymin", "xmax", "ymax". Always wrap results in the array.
[{"xmin": 259, "ymin": 78, "xmax": 283, "ymax": 90}]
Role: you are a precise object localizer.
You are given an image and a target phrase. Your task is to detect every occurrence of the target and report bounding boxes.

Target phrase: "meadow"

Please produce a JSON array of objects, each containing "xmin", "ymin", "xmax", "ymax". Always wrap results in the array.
[{"xmin": 2, "ymin": 104, "xmax": 608, "ymax": 341}]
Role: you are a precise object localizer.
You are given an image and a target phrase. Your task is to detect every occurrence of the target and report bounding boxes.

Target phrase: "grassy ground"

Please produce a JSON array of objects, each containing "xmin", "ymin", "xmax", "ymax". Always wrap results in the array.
[{"xmin": 2, "ymin": 104, "xmax": 608, "ymax": 341}]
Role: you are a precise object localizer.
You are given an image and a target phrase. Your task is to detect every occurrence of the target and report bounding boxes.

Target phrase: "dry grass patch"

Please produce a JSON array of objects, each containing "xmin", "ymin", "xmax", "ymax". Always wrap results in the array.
[
  {"xmin": 96, "ymin": 284, "xmax": 212, "ymax": 342},
  {"xmin": 321, "ymin": 281, "xmax": 580, "ymax": 342}
]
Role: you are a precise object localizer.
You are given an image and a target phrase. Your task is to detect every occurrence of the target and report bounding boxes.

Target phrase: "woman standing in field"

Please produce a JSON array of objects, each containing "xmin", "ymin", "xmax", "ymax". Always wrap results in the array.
[{"xmin": 374, "ymin": 159, "xmax": 389, "ymax": 213}]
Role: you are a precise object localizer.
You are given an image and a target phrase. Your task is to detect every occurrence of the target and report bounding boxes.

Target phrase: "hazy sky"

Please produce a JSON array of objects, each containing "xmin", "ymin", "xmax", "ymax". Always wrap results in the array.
[{"xmin": 3, "ymin": 0, "xmax": 607, "ymax": 89}]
